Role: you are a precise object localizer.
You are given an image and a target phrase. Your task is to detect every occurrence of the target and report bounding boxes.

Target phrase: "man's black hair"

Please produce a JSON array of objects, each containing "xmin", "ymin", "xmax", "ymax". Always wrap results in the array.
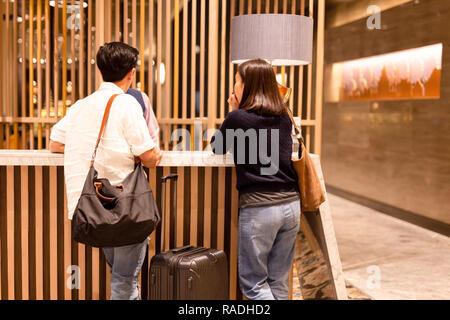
[{"xmin": 96, "ymin": 42, "xmax": 139, "ymax": 82}]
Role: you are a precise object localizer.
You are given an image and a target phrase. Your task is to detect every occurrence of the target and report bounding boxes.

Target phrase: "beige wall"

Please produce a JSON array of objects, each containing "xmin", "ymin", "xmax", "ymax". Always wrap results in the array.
[{"xmin": 322, "ymin": 0, "xmax": 450, "ymax": 225}]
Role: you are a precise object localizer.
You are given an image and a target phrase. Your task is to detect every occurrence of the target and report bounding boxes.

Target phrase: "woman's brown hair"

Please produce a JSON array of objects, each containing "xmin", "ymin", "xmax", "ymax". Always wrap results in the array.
[{"xmin": 237, "ymin": 59, "xmax": 286, "ymax": 116}]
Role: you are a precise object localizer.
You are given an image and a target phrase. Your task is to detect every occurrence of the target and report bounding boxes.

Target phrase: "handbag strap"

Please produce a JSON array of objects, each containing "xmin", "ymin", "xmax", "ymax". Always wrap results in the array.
[
  {"xmin": 90, "ymin": 94, "xmax": 120, "ymax": 168},
  {"xmin": 285, "ymin": 106, "xmax": 304, "ymax": 145}
]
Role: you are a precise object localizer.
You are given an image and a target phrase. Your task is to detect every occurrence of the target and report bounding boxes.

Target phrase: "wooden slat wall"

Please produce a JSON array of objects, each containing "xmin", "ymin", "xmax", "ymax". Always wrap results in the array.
[
  {"xmin": 0, "ymin": 0, "xmax": 325, "ymax": 156},
  {"xmin": 0, "ymin": 164, "xmax": 239, "ymax": 300},
  {"xmin": 0, "ymin": 0, "xmax": 326, "ymax": 301}
]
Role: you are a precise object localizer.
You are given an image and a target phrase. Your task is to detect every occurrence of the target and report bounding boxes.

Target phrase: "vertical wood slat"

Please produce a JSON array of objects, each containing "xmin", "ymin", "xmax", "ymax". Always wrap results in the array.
[
  {"xmin": 289, "ymin": 0, "xmax": 296, "ymax": 110},
  {"xmin": 147, "ymin": 168, "xmax": 157, "ymax": 291},
  {"xmin": 87, "ymin": 0, "xmax": 93, "ymax": 95},
  {"xmin": 297, "ymin": 0, "xmax": 305, "ymax": 118},
  {"xmin": 6, "ymin": 167, "xmax": 15, "ymax": 299},
  {"xmin": 28, "ymin": 0, "xmax": 34, "ymax": 150},
  {"xmin": 53, "ymin": 1, "xmax": 60, "ymax": 121},
  {"xmin": 203, "ymin": 167, "xmax": 212, "ymax": 247},
  {"xmin": 190, "ymin": 166, "xmax": 199, "ymax": 246},
  {"xmin": 124, "ymin": 0, "xmax": 129, "ymax": 44},
  {"xmin": 63, "ymin": 175, "xmax": 72, "ymax": 300},
  {"xmin": 35, "ymin": 166, "xmax": 43, "ymax": 299},
  {"xmin": 21, "ymin": 0, "xmax": 26, "ymax": 133},
  {"xmin": 228, "ymin": 0, "xmax": 236, "ymax": 116},
  {"xmin": 190, "ymin": 0, "xmax": 197, "ymax": 149},
  {"xmin": 70, "ymin": 0, "xmax": 76, "ymax": 106},
  {"xmin": 140, "ymin": 0, "xmax": 145, "ymax": 92},
  {"xmin": 315, "ymin": 0, "xmax": 325, "ymax": 156},
  {"xmin": 164, "ymin": 0, "xmax": 172, "ymax": 151},
  {"xmin": 305, "ymin": 0, "xmax": 314, "ymax": 150},
  {"xmin": 176, "ymin": 167, "xmax": 185, "ymax": 247},
  {"xmin": 37, "ymin": 0, "xmax": 43, "ymax": 149},
  {"xmin": 91, "ymin": 248, "xmax": 100, "ymax": 300},
  {"xmin": 115, "ymin": 0, "xmax": 120, "ymax": 41},
  {"xmin": 0, "ymin": 2, "xmax": 3, "ymax": 131},
  {"xmin": 77, "ymin": 245, "xmax": 86, "ymax": 300},
  {"xmin": 62, "ymin": 0, "xmax": 68, "ymax": 116},
  {"xmin": 200, "ymin": 0, "xmax": 205, "ymax": 121},
  {"xmin": 207, "ymin": 1, "xmax": 219, "ymax": 131},
  {"xmin": 217, "ymin": 167, "xmax": 226, "ymax": 251},
  {"xmin": 20, "ymin": 166, "xmax": 29, "ymax": 299},
  {"xmin": 0, "ymin": 166, "xmax": 6, "ymax": 299},
  {"xmin": 107, "ymin": 0, "xmax": 113, "ymax": 44},
  {"xmin": 44, "ymin": 1, "xmax": 50, "ymax": 148},
  {"xmin": 5, "ymin": 0, "xmax": 10, "ymax": 149},
  {"xmin": 156, "ymin": 0, "xmax": 162, "ymax": 120},
  {"xmin": 163, "ymin": 166, "xmax": 171, "ymax": 251},
  {"xmin": 182, "ymin": 0, "xmax": 188, "ymax": 122},
  {"xmin": 95, "ymin": 1, "xmax": 105, "ymax": 90},
  {"xmin": 219, "ymin": 0, "xmax": 226, "ymax": 120},
  {"xmin": 173, "ymin": 0, "xmax": 180, "ymax": 120},
  {"xmin": 148, "ymin": 0, "xmax": 154, "ymax": 102},
  {"xmin": 165, "ymin": 0, "xmax": 171, "ymax": 120},
  {"xmin": 79, "ymin": 0, "xmax": 85, "ymax": 100},
  {"xmin": 132, "ymin": 0, "xmax": 137, "ymax": 88},
  {"xmin": 229, "ymin": 168, "xmax": 239, "ymax": 300},
  {"xmin": 13, "ymin": 166, "xmax": 21, "ymax": 299},
  {"xmin": 49, "ymin": 167, "xmax": 58, "ymax": 299},
  {"xmin": 12, "ymin": 0, "xmax": 18, "ymax": 149}
]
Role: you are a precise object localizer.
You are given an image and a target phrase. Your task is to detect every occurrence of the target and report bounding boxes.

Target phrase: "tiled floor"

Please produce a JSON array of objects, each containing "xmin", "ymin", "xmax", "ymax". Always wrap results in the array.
[
  {"xmin": 324, "ymin": 193, "xmax": 450, "ymax": 300},
  {"xmin": 292, "ymin": 193, "xmax": 449, "ymax": 300}
]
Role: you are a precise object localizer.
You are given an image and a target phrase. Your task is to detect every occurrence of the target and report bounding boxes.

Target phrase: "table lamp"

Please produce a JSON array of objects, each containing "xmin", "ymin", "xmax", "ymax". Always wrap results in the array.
[{"xmin": 230, "ymin": 14, "xmax": 313, "ymax": 103}]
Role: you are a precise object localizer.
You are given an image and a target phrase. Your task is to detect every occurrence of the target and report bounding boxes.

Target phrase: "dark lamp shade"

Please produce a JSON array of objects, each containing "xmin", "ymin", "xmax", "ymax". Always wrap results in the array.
[{"xmin": 230, "ymin": 14, "xmax": 313, "ymax": 66}]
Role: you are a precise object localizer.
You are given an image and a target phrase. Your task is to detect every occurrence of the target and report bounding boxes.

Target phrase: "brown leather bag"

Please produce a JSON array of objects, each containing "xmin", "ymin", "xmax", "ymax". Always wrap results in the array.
[
  {"xmin": 286, "ymin": 106, "xmax": 326, "ymax": 212},
  {"xmin": 71, "ymin": 94, "xmax": 160, "ymax": 248}
]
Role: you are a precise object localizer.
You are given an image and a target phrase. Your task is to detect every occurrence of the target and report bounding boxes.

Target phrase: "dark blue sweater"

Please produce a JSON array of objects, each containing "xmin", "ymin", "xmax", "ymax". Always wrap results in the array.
[{"xmin": 210, "ymin": 109, "xmax": 299, "ymax": 195}]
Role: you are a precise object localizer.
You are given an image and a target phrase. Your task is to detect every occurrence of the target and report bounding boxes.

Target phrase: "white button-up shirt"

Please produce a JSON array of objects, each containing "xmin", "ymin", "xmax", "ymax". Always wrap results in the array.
[{"xmin": 50, "ymin": 82, "xmax": 156, "ymax": 219}]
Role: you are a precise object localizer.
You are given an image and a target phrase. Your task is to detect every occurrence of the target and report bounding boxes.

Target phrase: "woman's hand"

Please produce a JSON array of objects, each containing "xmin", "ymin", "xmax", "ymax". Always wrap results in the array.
[{"xmin": 227, "ymin": 92, "xmax": 240, "ymax": 111}]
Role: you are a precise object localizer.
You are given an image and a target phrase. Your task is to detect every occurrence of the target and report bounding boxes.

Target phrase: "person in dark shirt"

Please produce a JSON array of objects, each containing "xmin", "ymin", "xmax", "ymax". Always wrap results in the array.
[{"xmin": 211, "ymin": 59, "xmax": 300, "ymax": 300}]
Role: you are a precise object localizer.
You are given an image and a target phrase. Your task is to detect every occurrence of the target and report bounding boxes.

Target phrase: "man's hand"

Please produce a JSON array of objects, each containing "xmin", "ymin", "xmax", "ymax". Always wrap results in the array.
[
  {"xmin": 139, "ymin": 146, "xmax": 163, "ymax": 168},
  {"xmin": 49, "ymin": 140, "xmax": 65, "ymax": 153}
]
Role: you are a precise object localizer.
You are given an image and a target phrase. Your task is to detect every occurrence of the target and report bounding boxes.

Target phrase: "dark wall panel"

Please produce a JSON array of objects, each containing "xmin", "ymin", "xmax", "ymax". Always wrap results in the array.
[{"xmin": 323, "ymin": 0, "xmax": 450, "ymax": 225}]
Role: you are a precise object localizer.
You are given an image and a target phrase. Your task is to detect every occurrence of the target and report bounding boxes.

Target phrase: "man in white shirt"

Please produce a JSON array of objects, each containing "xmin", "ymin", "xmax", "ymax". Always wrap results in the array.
[{"xmin": 49, "ymin": 42, "xmax": 163, "ymax": 300}]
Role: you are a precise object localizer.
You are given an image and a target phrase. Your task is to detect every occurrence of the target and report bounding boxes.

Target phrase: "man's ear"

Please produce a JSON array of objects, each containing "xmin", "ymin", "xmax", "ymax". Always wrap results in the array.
[{"xmin": 127, "ymin": 68, "xmax": 135, "ymax": 80}]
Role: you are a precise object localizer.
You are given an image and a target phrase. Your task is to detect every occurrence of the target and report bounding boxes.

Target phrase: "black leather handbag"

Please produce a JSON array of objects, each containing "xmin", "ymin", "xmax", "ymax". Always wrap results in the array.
[{"xmin": 71, "ymin": 94, "xmax": 160, "ymax": 248}]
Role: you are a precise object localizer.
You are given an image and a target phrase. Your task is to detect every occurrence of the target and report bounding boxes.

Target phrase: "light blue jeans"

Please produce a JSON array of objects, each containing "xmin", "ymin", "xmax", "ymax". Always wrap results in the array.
[
  {"xmin": 238, "ymin": 199, "xmax": 301, "ymax": 300},
  {"xmin": 102, "ymin": 237, "xmax": 149, "ymax": 300}
]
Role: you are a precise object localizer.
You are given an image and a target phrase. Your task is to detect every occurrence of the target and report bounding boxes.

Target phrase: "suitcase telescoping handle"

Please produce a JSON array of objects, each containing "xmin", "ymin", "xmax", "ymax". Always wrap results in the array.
[{"xmin": 160, "ymin": 174, "xmax": 178, "ymax": 252}]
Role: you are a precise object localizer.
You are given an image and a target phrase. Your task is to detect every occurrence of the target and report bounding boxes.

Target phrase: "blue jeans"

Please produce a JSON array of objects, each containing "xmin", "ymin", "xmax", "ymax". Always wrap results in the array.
[
  {"xmin": 238, "ymin": 199, "xmax": 301, "ymax": 300},
  {"xmin": 102, "ymin": 237, "xmax": 149, "ymax": 300}
]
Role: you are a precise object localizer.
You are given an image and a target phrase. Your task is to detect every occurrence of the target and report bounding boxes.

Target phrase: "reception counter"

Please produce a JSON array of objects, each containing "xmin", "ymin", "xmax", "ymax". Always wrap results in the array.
[{"xmin": 0, "ymin": 150, "xmax": 347, "ymax": 300}]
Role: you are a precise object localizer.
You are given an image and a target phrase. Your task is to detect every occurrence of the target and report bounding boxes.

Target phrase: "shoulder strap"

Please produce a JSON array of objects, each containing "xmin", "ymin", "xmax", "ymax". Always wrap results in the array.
[
  {"xmin": 285, "ymin": 106, "xmax": 304, "ymax": 145},
  {"xmin": 90, "ymin": 94, "xmax": 120, "ymax": 168}
]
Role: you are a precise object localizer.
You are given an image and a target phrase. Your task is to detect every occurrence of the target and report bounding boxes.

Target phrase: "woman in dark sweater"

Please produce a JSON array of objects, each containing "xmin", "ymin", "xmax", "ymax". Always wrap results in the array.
[{"xmin": 211, "ymin": 59, "xmax": 300, "ymax": 300}]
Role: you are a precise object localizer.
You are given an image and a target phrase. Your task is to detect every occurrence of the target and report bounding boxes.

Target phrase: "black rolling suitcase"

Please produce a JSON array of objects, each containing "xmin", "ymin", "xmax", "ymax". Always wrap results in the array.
[{"xmin": 149, "ymin": 174, "xmax": 229, "ymax": 300}]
